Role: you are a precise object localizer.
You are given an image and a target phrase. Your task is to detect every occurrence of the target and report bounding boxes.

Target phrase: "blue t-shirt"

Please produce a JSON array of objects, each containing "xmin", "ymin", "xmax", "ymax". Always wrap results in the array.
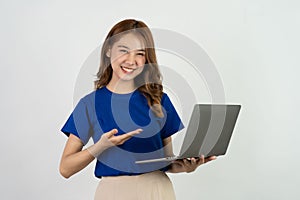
[{"xmin": 61, "ymin": 86, "xmax": 184, "ymax": 178}]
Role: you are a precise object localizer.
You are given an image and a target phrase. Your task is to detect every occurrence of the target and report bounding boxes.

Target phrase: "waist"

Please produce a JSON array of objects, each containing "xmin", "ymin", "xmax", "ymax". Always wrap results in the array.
[
  {"xmin": 94, "ymin": 160, "xmax": 170, "ymax": 178},
  {"xmin": 102, "ymin": 170, "xmax": 166, "ymax": 181}
]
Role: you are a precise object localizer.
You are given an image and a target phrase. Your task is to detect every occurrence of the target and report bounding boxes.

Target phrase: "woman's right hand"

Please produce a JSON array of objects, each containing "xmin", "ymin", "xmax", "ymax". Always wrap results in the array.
[
  {"xmin": 99, "ymin": 128, "xmax": 142, "ymax": 150},
  {"xmin": 87, "ymin": 128, "xmax": 142, "ymax": 157}
]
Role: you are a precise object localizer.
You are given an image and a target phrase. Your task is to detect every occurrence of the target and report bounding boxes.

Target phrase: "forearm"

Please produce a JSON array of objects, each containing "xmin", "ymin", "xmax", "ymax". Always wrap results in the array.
[
  {"xmin": 59, "ymin": 134, "xmax": 108, "ymax": 179},
  {"xmin": 60, "ymin": 149, "xmax": 95, "ymax": 178},
  {"xmin": 162, "ymin": 137, "xmax": 178, "ymax": 173},
  {"xmin": 59, "ymin": 129, "xmax": 140, "ymax": 178},
  {"xmin": 163, "ymin": 137, "xmax": 175, "ymax": 157}
]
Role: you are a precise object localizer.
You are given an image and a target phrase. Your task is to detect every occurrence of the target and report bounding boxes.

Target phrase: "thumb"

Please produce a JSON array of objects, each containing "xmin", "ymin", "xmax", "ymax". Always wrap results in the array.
[{"xmin": 105, "ymin": 128, "xmax": 118, "ymax": 138}]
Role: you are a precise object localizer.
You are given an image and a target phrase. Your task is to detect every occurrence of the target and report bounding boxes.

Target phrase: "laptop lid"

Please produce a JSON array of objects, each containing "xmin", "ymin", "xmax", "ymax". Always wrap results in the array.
[{"xmin": 178, "ymin": 104, "xmax": 241, "ymax": 159}]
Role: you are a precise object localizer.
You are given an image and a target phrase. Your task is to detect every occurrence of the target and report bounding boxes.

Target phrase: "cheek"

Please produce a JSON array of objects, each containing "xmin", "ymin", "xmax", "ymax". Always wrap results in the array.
[
  {"xmin": 111, "ymin": 53, "xmax": 125, "ymax": 64},
  {"xmin": 134, "ymin": 65, "xmax": 144, "ymax": 76},
  {"xmin": 136, "ymin": 57, "xmax": 146, "ymax": 67}
]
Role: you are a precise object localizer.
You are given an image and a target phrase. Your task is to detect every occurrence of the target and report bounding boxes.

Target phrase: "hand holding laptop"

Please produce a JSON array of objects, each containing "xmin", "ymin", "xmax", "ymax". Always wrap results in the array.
[{"xmin": 168, "ymin": 155, "xmax": 217, "ymax": 173}]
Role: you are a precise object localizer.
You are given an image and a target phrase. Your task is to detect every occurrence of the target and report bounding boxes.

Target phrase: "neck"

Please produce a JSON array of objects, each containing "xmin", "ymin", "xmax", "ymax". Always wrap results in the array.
[{"xmin": 106, "ymin": 77, "xmax": 136, "ymax": 94}]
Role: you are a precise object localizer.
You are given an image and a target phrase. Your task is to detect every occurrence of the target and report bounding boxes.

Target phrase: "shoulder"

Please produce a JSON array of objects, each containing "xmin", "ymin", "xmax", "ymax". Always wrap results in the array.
[
  {"xmin": 161, "ymin": 92, "xmax": 168, "ymax": 102},
  {"xmin": 79, "ymin": 87, "xmax": 107, "ymax": 105},
  {"xmin": 161, "ymin": 92, "xmax": 173, "ymax": 104},
  {"xmin": 161, "ymin": 92, "xmax": 178, "ymax": 111},
  {"xmin": 77, "ymin": 91, "xmax": 94, "ymax": 105}
]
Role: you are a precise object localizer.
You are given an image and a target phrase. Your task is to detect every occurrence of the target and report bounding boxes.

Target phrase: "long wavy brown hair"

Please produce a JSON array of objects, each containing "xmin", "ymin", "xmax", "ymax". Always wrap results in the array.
[{"xmin": 94, "ymin": 19, "xmax": 164, "ymax": 117}]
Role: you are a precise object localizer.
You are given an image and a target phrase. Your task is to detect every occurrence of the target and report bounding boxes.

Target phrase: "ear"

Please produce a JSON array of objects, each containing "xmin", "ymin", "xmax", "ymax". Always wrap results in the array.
[{"xmin": 106, "ymin": 49, "xmax": 111, "ymax": 57}]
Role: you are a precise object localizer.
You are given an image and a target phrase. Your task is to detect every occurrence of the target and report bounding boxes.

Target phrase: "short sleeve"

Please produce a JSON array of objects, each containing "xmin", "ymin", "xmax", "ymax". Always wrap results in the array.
[
  {"xmin": 61, "ymin": 99, "xmax": 93, "ymax": 145},
  {"xmin": 160, "ymin": 94, "xmax": 184, "ymax": 139}
]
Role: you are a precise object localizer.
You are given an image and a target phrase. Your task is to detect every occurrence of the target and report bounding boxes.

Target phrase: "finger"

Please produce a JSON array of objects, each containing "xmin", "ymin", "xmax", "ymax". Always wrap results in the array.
[
  {"xmin": 127, "ymin": 128, "xmax": 143, "ymax": 136},
  {"xmin": 183, "ymin": 158, "xmax": 191, "ymax": 166},
  {"xmin": 120, "ymin": 129, "xmax": 142, "ymax": 140},
  {"xmin": 190, "ymin": 157, "xmax": 197, "ymax": 164},
  {"xmin": 205, "ymin": 156, "xmax": 217, "ymax": 162},
  {"xmin": 199, "ymin": 155, "xmax": 205, "ymax": 164},
  {"xmin": 115, "ymin": 129, "xmax": 143, "ymax": 144},
  {"xmin": 104, "ymin": 129, "xmax": 118, "ymax": 138}
]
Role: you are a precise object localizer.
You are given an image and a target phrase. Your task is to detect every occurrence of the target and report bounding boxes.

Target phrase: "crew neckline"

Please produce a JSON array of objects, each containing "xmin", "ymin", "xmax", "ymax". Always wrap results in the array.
[{"xmin": 104, "ymin": 86, "xmax": 137, "ymax": 96}]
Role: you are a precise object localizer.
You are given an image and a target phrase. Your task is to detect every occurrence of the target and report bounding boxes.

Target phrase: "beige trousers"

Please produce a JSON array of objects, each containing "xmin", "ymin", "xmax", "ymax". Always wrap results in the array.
[{"xmin": 94, "ymin": 171, "xmax": 176, "ymax": 200}]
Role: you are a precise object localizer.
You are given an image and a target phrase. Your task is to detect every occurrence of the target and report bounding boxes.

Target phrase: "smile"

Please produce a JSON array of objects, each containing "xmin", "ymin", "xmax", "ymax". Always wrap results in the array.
[{"xmin": 121, "ymin": 66, "xmax": 136, "ymax": 73}]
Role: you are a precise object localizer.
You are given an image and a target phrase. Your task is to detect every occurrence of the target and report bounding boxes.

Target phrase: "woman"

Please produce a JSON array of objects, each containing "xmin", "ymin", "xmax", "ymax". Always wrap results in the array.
[{"xmin": 59, "ymin": 19, "xmax": 216, "ymax": 200}]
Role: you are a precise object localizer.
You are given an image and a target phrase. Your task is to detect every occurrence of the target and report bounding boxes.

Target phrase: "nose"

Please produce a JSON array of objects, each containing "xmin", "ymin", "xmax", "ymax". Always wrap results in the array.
[{"xmin": 125, "ymin": 52, "xmax": 136, "ymax": 65}]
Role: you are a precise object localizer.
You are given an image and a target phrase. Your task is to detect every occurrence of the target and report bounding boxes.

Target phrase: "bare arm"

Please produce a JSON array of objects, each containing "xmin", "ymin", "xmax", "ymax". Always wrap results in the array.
[
  {"xmin": 59, "ymin": 128, "xmax": 142, "ymax": 179},
  {"xmin": 162, "ymin": 136, "xmax": 174, "ymax": 157},
  {"xmin": 59, "ymin": 134, "xmax": 94, "ymax": 179}
]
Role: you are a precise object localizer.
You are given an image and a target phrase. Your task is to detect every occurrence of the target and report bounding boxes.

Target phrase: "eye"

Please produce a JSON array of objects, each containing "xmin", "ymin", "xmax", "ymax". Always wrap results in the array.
[
  {"xmin": 137, "ymin": 52, "xmax": 145, "ymax": 56},
  {"xmin": 119, "ymin": 49, "xmax": 129, "ymax": 54}
]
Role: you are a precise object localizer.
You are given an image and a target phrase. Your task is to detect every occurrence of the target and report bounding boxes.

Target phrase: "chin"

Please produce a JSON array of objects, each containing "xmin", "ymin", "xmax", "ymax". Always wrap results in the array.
[
  {"xmin": 119, "ymin": 75, "xmax": 138, "ymax": 81},
  {"xmin": 119, "ymin": 72, "xmax": 143, "ymax": 81}
]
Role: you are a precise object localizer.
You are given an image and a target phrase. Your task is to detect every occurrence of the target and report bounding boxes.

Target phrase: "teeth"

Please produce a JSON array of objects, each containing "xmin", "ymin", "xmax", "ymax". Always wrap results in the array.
[{"xmin": 121, "ymin": 66, "xmax": 134, "ymax": 72}]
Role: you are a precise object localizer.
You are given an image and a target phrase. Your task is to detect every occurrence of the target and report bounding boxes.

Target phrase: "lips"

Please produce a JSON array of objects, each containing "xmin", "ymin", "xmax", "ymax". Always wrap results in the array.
[{"xmin": 121, "ymin": 66, "xmax": 136, "ymax": 73}]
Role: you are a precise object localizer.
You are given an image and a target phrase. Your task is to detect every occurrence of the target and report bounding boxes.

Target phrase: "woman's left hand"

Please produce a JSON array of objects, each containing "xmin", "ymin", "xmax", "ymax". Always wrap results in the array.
[{"xmin": 168, "ymin": 155, "xmax": 217, "ymax": 173}]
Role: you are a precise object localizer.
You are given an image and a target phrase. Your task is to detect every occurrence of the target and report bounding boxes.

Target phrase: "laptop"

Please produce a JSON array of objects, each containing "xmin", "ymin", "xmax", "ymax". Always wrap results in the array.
[{"xmin": 135, "ymin": 104, "xmax": 241, "ymax": 164}]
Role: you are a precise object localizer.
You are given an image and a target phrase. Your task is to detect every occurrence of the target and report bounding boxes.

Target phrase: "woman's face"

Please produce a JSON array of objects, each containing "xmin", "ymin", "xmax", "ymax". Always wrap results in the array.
[{"xmin": 107, "ymin": 33, "xmax": 146, "ymax": 82}]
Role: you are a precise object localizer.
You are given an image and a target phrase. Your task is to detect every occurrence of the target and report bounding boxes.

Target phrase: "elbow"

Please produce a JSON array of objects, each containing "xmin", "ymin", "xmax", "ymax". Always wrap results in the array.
[
  {"xmin": 59, "ymin": 164, "xmax": 72, "ymax": 179},
  {"xmin": 60, "ymin": 170, "xmax": 71, "ymax": 179}
]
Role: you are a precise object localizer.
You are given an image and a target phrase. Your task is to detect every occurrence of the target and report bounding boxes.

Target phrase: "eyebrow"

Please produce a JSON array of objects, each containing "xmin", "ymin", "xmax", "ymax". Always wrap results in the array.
[{"xmin": 117, "ymin": 45, "xmax": 145, "ymax": 52}]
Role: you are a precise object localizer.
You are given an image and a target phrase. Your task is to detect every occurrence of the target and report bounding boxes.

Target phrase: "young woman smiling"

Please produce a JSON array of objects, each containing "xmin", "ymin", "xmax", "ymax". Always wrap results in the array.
[{"xmin": 59, "ymin": 19, "xmax": 216, "ymax": 200}]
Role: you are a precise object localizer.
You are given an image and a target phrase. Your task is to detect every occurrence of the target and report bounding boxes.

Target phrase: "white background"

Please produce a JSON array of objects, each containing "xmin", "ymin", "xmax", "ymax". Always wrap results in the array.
[{"xmin": 1, "ymin": 0, "xmax": 299, "ymax": 199}]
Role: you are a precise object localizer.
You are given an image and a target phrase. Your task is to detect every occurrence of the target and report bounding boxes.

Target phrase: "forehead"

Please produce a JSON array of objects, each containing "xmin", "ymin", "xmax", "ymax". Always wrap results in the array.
[{"xmin": 112, "ymin": 33, "xmax": 145, "ymax": 50}]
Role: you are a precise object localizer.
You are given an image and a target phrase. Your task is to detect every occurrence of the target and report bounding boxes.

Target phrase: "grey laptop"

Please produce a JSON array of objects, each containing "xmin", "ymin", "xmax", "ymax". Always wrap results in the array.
[{"xmin": 135, "ymin": 104, "xmax": 241, "ymax": 164}]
